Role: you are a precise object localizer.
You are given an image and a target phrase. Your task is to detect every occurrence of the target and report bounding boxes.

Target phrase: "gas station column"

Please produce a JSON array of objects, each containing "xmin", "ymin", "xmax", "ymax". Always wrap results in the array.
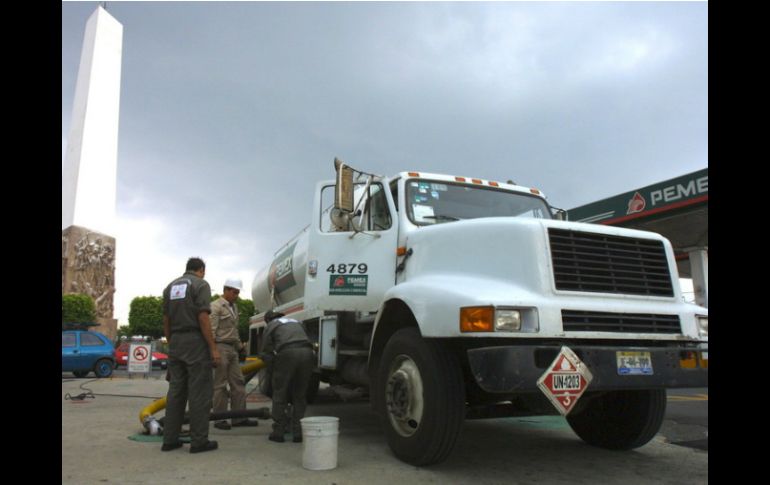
[{"xmin": 687, "ymin": 248, "xmax": 708, "ymax": 308}]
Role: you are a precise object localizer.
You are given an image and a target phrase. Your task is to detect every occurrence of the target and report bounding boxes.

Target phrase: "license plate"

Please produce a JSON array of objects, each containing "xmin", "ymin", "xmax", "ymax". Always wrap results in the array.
[{"xmin": 617, "ymin": 351, "xmax": 653, "ymax": 375}]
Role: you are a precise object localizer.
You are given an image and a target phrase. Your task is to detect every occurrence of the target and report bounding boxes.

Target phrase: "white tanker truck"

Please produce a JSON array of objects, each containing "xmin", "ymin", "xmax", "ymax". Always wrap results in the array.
[{"xmin": 249, "ymin": 159, "xmax": 708, "ymax": 466}]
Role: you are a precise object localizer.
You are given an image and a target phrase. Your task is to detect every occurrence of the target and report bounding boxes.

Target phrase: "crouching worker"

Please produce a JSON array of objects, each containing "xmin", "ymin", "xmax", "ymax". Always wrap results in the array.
[{"xmin": 258, "ymin": 310, "xmax": 314, "ymax": 443}]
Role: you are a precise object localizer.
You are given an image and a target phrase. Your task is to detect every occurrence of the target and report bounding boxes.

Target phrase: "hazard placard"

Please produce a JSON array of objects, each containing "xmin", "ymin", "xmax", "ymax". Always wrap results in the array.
[
  {"xmin": 536, "ymin": 346, "xmax": 593, "ymax": 416},
  {"xmin": 128, "ymin": 343, "xmax": 151, "ymax": 373}
]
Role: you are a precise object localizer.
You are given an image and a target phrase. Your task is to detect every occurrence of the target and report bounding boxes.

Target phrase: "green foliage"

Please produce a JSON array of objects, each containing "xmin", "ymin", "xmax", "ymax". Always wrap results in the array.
[
  {"xmin": 62, "ymin": 294, "xmax": 96, "ymax": 324},
  {"xmin": 236, "ymin": 298, "xmax": 255, "ymax": 342},
  {"xmin": 116, "ymin": 325, "xmax": 132, "ymax": 341},
  {"xmin": 128, "ymin": 296, "xmax": 164, "ymax": 339}
]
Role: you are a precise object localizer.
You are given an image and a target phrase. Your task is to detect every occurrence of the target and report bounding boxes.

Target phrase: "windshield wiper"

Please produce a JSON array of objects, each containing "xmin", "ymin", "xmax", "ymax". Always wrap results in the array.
[{"xmin": 423, "ymin": 215, "xmax": 461, "ymax": 222}]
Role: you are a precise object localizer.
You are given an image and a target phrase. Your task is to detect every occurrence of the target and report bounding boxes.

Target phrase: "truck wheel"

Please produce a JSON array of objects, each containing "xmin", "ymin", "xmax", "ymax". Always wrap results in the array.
[
  {"xmin": 377, "ymin": 328, "xmax": 465, "ymax": 466},
  {"xmin": 567, "ymin": 389, "xmax": 666, "ymax": 450}
]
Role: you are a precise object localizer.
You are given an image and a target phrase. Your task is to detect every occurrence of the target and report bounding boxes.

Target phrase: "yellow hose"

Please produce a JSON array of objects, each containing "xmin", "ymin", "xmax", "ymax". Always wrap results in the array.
[{"xmin": 139, "ymin": 358, "xmax": 266, "ymax": 426}]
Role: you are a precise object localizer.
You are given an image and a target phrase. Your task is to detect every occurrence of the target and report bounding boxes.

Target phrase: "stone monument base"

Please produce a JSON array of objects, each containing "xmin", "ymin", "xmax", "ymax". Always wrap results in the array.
[{"xmin": 95, "ymin": 317, "xmax": 118, "ymax": 341}]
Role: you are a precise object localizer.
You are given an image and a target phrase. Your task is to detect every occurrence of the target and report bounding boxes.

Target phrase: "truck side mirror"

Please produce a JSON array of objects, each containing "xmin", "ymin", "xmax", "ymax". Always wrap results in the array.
[
  {"xmin": 552, "ymin": 208, "xmax": 568, "ymax": 221},
  {"xmin": 334, "ymin": 157, "xmax": 354, "ymax": 213},
  {"xmin": 330, "ymin": 158, "xmax": 355, "ymax": 232}
]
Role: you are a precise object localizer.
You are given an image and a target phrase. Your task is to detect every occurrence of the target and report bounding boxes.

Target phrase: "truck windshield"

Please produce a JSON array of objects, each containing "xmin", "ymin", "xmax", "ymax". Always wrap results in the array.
[{"xmin": 405, "ymin": 179, "xmax": 552, "ymax": 226}]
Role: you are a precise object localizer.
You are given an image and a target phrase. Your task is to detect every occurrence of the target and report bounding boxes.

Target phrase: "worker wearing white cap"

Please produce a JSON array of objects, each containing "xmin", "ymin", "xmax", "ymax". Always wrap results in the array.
[{"xmin": 210, "ymin": 278, "xmax": 258, "ymax": 429}]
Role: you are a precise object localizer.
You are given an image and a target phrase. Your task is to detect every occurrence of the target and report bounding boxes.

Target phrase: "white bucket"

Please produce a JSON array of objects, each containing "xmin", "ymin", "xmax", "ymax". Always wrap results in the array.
[{"xmin": 300, "ymin": 416, "xmax": 339, "ymax": 470}]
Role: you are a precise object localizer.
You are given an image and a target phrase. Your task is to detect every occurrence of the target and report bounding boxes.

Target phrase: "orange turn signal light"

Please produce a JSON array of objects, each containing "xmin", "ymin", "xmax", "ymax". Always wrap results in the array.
[
  {"xmin": 396, "ymin": 247, "xmax": 407, "ymax": 256},
  {"xmin": 455, "ymin": 176, "xmax": 466, "ymax": 182},
  {"xmin": 408, "ymin": 172, "xmax": 420, "ymax": 177},
  {"xmin": 460, "ymin": 306, "xmax": 494, "ymax": 332}
]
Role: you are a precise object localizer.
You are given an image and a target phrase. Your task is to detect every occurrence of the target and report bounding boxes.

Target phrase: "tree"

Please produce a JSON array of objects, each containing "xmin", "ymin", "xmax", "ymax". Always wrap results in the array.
[
  {"xmin": 128, "ymin": 296, "xmax": 164, "ymax": 339},
  {"xmin": 116, "ymin": 325, "xmax": 132, "ymax": 341},
  {"xmin": 62, "ymin": 293, "xmax": 96, "ymax": 324},
  {"xmin": 236, "ymin": 298, "xmax": 255, "ymax": 342}
]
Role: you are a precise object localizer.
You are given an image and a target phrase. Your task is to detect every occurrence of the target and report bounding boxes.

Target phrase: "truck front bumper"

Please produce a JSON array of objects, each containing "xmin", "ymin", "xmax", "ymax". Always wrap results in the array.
[{"xmin": 466, "ymin": 344, "xmax": 708, "ymax": 393}]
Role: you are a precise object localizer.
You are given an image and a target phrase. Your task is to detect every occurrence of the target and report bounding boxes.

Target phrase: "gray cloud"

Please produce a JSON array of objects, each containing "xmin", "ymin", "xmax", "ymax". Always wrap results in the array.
[{"xmin": 62, "ymin": 2, "xmax": 707, "ymax": 324}]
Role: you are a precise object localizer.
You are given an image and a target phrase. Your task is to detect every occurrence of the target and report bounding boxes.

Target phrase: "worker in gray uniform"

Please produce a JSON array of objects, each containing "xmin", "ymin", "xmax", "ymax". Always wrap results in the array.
[
  {"xmin": 259, "ymin": 310, "xmax": 315, "ymax": 443},
  {"xmin": 211, "ymin": 278, "xmax": 258, "ymax": 430},
  {"xmin": 161, "ymin": 257, "xmax": 221, "ymax": 454}
]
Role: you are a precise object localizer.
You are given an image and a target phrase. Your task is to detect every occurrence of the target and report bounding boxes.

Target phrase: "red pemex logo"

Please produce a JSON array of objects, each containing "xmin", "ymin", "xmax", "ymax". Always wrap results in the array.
[
  {"xmin": 626, "ymin": 192, "xmax": 647, "ymax": 215},
  {"xmin": 334, "ymin": 276, "xmax": 346, "ymax": 287}
]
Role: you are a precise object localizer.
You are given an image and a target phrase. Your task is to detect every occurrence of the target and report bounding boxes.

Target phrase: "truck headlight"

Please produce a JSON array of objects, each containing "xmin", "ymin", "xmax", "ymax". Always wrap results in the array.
[
  {"xmin": 460, "ymin": 306, "xmax": 538, "ymax": 333},
  {"xmin": 696, "ymin": 315, "xmax": 708, "ymax": 337},
  {"xmin": 495, "ymin": 309, "xmax": 521, "ymax": 331}
]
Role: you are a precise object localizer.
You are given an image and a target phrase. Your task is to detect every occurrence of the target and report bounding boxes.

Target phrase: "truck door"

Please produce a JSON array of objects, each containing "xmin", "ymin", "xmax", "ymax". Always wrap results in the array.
[{"xmin": 304, "ymin": 179, "xmax": 398, "ymax": 312}]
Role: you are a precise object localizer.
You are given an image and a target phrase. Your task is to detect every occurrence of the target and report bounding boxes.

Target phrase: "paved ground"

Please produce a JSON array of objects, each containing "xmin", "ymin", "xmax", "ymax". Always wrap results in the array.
[{"xmin": 62, "ymin": 374, "xmax": 707, "ymax": 484}]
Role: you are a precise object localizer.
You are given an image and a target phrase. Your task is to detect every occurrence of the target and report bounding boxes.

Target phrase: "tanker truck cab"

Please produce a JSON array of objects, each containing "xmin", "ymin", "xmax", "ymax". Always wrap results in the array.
[
  {"xmin": 303, "ymin": 170, "xmax": 400, "ymax": 313},
  {"xmin": 249, "ymin": 159, "xmax": 708, "ymax": 467}
]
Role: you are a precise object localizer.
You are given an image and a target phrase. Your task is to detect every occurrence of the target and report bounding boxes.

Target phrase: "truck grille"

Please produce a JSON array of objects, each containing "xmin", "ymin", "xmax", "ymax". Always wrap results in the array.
[
  {"xmin": 549, "ymin": 228, "xmax": 674, "ymax": 297},
  {"xmin": 562, "ymin": 310, "xmax": 681, "ymax": 334}
]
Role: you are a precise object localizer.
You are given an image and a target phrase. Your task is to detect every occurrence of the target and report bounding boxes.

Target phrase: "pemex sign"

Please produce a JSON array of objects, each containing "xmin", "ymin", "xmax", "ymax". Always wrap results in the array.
[{"xmin": 568, "ymin": 168, "xmax": 708, "ymax": 225}]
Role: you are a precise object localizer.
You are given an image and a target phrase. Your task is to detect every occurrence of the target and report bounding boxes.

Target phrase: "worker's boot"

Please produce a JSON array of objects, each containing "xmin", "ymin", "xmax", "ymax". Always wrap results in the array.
[
  {"xmin": 291, "ymin": 419, "xmax": 303, "ymax": 443},
  {"xmin": 213, "ymin": 421, "xmax": 231, "ymax": 430},
  {"xmin": 268, "ymin": 422, "xmax": 286, "ymax": 443}
]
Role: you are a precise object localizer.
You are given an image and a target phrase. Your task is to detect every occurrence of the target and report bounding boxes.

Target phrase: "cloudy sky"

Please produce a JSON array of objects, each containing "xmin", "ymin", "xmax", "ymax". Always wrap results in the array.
[{"xmin": 62, "ymin": 1, "xmax": 707, "ymax": 326}]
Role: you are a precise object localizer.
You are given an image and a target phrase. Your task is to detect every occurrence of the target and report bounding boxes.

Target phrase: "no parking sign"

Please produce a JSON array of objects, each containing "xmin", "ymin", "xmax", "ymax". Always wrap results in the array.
[{"xmin": 128, "ymin": 343, "xmax": 151, "ymax": 373}]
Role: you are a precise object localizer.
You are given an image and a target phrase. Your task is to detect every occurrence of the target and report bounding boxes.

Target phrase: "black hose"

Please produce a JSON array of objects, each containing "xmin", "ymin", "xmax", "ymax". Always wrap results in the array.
[{"xmin": 158, "ymin": 407, "xmax": 271, "ymax": 426}]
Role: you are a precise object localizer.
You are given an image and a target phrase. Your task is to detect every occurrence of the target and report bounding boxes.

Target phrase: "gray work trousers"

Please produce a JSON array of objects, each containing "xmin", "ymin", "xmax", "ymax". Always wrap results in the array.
[
  {"xmin": 163, "ymin": 332, "xmax": 213, "ymax": 448},
  {"xmin": 212, "ymin": 342, "xmax": 247, "ymax": 424},
  {"xmin": 270, "ymin": 346, "xmax": 315, "ymax": 436}
]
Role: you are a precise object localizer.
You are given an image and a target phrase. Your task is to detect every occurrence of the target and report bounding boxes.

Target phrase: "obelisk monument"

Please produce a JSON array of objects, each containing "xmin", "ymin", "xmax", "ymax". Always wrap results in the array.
[{"xmin": 62, "ymin": 5, "xmax": 123, "ymax": 340}]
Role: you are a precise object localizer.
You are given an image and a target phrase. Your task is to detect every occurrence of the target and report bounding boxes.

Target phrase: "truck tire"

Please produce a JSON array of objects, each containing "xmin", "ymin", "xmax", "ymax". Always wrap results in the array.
[
  {"xmin": 567, "ymin": 389, "xmax": 666, "ymax": 450},
  {"xmin": 377, "ymin": 328, "xmax": 465, "ymax": 466}
]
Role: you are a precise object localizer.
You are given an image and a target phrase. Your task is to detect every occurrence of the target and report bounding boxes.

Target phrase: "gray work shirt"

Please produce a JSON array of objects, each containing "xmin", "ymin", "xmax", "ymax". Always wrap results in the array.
[
  {"xmin": 260, "ymin": 317, "xmax": 309, "ymax": 354},
  {"xmin": 162, "ymin": 271, "xmax": 212, "ymax": 333}
]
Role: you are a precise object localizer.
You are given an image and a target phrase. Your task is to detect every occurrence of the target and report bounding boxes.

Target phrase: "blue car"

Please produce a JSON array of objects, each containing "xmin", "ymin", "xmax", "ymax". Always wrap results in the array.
[{"xmin": 62, "ymin": 329, "xmax": 116, "ymax": 378}]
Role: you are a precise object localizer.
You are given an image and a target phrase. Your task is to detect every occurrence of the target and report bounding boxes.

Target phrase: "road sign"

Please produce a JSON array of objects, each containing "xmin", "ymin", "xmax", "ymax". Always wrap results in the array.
[
  {"xmin": 128, "ymin": 343, "xmax": 151, "ymax": 373},
  {"xmin": 536, "ymin": 346, "xmax": 593, "ymax": 416}
]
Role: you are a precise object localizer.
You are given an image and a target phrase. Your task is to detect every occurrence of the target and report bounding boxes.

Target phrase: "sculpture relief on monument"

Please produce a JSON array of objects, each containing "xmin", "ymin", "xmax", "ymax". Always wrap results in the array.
[
  {"xmin": 71, "ymin": 232, "xmax": 115, "ymax": 318},
  {"xmin": 62, "ymin": 226, "xmax": 117, "ymax": 340}
]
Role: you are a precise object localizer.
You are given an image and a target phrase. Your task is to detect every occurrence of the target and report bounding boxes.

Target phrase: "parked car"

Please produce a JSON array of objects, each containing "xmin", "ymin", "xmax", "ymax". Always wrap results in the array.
[
  {"xmin": 114, "ymin": 341, "xmax": 168, "ymax": 369},
  {"xmin": 62, "ymin": 329, "xmax": 116, "ymax": 378}
]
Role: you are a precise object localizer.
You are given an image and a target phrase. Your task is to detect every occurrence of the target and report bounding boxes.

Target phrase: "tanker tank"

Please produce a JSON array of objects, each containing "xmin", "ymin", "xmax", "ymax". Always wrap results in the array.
[{"xmin": 251, "ymin": 226, "xmax": 309, "ymax": 312}]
